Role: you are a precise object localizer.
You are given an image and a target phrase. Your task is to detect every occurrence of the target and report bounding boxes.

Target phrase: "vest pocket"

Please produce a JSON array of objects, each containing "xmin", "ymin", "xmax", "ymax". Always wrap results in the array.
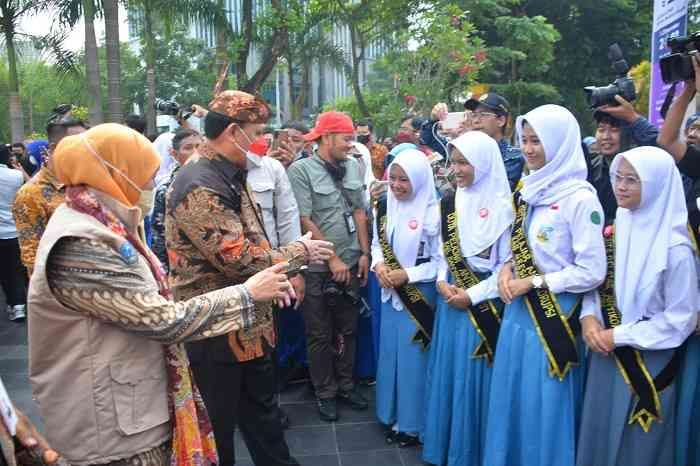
[{"xmin": 109, "ymin": 356, "xmax": 170, "ymax": 436}]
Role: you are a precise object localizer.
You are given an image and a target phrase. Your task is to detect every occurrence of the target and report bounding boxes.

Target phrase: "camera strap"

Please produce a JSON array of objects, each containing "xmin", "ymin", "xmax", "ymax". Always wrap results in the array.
[{"xmin": 660, "ymin": 82, "xmax": 678, "ymax": 119}]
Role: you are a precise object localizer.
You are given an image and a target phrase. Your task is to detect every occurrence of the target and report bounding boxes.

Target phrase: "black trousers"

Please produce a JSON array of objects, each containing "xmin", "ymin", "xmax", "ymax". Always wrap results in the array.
[
  {"xmin": 0, "ymin": 238, "xmax": 27, "ymax": 307},
  {"xmin": 188, "ymin": 337, "xmax": 297, "ymax": 466},
  {"xmin": 302, "ymin": 270, "xmax": 360, "ymax": 400}
]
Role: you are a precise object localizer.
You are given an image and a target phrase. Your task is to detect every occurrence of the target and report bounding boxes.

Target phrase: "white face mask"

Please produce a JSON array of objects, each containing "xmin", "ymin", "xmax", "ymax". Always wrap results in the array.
[
  {"xmin": 136, "ymin": 189, "xmax": 154, "ymax": 220},
  {"xmin": 232, "ymin": 126, "xmax": 254, "ymax": 158}
]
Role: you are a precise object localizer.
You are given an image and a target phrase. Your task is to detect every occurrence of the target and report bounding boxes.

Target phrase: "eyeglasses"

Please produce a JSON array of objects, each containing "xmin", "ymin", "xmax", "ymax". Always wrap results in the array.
[
  {"xmin": 613, "ymin": 172, "xmax": 640, "ymax": 187},
  {"xmin": 471, "ymin": 111, "xmax": 498, "ymax": 120}
]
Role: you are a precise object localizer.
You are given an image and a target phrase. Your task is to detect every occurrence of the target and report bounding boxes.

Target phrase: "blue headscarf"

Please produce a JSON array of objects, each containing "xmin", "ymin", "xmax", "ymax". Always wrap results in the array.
[
  {"xmin": 384, "ymin": 142, "xmax": 418, "ymax": 170},
  {"xmin": 27, "ymin": 140, "xmax": 49, "ymax": 168},
  {"xmin": 685, "ymin": 112, "xmax": 700, "ymax": 131}
]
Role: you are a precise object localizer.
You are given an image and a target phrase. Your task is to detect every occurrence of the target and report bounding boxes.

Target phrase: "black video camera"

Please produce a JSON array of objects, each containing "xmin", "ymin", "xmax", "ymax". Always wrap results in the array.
[
  {"xmin": 659, "ymin": 32, "xmax": 700, "ymax": 84},
  {"xmin": 154, "ymin": 98, "xmax": 193, "ymax": 120},
  {"xmin": 584, "ymin": 44, "xmax": 636, "ymax": 108}
]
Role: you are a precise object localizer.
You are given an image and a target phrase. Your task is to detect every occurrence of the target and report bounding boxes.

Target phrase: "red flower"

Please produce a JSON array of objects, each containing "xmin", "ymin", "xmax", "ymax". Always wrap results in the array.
[
  {"xmin": 458, "ymin": 64, "xmax": 474, "ymax": 77},
  {"xmin": 404, "ymin": 95, "xmax": 416, "ymax": 106},
  {"xmin": 474, "ymin": 50, "xmax": 487, "ymax": 63}
]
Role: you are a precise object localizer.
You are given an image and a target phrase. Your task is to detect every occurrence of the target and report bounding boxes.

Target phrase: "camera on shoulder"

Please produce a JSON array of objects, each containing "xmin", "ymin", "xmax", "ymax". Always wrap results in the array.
[
  {"xmin": 584, "ymin": 43, "xmax": 636, "ymax": 108},
  {"xmin": 154, "ymin": 98, "xmax": 193, "ymax": 120},
  {"xmin": 659, "ymin": 32, "xmax": 700, "ymax": 84}
]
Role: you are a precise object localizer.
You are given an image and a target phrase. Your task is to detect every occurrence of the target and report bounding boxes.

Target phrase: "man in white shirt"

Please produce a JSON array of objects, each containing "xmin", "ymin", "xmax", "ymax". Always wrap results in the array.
[{"xmin": 0, "ymin": 144, "xmax": 27, "ymax": 321}]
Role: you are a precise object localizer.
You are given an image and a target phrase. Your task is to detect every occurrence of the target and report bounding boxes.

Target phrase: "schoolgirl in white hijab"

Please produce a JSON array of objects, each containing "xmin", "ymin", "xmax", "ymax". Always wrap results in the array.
[
  {"xmin": 371, "ymin": 149, "xmax": 440, "ymax": 447},
  {"xmin": 423, "ymin": 131, "xmax": 514, "ymax": 466},
  {"xmin": 577, "ymin": 146, "xmax": 698, "ymax": 466},
  {"xmin": 483, "ymin": 104, "xmax": 607, "ymax": 466}
]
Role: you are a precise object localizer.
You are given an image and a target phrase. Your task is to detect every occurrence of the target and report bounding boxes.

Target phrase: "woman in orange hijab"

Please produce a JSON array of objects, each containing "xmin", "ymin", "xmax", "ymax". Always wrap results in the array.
[{"xmin": 27, "ymin": 124, "xmax": 294, "ymax": 466}]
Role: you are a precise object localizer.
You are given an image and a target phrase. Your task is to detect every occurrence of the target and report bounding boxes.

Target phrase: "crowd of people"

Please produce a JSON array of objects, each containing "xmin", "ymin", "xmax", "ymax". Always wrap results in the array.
[{"xmin": 2, "ymin": 57, "xmax": 700, "ymax": 466}]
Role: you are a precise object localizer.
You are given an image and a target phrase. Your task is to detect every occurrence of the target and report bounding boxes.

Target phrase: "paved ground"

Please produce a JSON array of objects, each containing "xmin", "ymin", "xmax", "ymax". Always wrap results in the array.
[{"xmin": 0, "ymin": 306, "xmax": 428, "ymax": 466}]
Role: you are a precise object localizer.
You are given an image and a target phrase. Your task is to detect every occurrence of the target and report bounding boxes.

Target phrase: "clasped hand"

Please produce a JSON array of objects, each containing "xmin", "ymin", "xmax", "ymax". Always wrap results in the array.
[
  {"xmin": 497, "ymin": 262, "xmax": 534, "ymax": 304},
  {"xmin": 375, "ymin": 263, "xmax": 408, "ymax": 289}
]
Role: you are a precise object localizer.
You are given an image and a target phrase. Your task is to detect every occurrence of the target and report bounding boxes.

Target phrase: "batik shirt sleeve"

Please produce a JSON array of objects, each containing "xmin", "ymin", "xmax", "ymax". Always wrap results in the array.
[
  {"xmin": 171, "ymin": 187, "xmax": 306, "ymax": 283},
  {"xmin": 46, "ymin": 237, "xmax": 256, "ymax": 345}
]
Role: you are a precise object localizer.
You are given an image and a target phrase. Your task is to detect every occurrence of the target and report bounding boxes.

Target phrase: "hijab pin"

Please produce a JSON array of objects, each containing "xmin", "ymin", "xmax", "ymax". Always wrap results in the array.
[
  {"xmin": 479, "ymin": 208, "xmax": 489, "ymax": 218},
  {"xmin": 408, "ymin": 219, "xmax": 419, "ymax": 230}
]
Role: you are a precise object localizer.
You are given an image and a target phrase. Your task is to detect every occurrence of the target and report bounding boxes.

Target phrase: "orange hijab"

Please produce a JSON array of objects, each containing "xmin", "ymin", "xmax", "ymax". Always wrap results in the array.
[{"xmin": 53, "ymin": 123, "xmax": 160, "ymax": 207}]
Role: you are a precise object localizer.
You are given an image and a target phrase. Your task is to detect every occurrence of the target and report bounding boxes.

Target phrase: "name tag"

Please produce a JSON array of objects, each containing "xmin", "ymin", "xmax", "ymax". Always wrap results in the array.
[{"xmin": 344, "ymin": 212, "xmax": 356, "ymax": 234}]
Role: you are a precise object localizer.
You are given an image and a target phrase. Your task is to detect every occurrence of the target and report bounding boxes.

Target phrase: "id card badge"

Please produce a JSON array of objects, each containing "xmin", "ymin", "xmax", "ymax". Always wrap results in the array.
[{"xmin": 344, "ymin": 212, "xmax": 357, "ymax": 234}]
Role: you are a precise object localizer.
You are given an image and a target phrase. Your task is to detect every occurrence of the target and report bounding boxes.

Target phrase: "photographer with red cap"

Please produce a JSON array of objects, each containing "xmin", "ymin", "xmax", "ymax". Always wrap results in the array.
[{"xmin": 287, "ymin": 111, "xmax": 371, "ymax": 422}]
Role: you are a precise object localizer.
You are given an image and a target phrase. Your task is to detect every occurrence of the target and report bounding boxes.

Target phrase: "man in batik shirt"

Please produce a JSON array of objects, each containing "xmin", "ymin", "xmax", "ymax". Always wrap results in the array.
[
  {"xmin": 12, "ymin": 114, "xmax": 87, "ymax": 275},
  {"xmin": 166, "ymin": 90, "xmax": 333, "ymax": 466}
]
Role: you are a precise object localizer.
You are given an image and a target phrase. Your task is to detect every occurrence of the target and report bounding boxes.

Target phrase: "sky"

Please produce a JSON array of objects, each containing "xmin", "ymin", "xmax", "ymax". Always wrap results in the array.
[{"xmin": 19, "ymin": 5, "xmax": 130, "ymax": 53}]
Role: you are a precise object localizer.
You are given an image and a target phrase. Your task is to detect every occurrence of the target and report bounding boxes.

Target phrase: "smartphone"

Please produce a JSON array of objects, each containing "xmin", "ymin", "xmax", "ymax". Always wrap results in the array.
[
  {"xmin": 285, "ymin": 265, "xmax": 308, "ymax": 278},
  {"xmin": 442, "ymin": 112, "xmax": 464, "ymax": 131},
  {"xmin": 272, "ymin": 129, "xmax": 289, "ymax": 151}
]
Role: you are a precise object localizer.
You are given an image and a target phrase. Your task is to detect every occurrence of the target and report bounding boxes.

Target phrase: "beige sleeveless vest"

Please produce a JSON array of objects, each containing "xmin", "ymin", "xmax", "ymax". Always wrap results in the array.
[{"xmin": 28, "ymin": 204, "xmax": 170, "ymax": 465}]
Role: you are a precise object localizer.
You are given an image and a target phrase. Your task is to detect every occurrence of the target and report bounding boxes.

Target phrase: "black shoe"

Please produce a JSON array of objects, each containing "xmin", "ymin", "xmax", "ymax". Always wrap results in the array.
[
  {"xmin": 385, "ymin": 429, "xmax": 399, "ymax": 445},
  {"xmin": 337, "ymin": 387, "xmax": 368, "ymax": 410},
  {"xmin": 357, "ymin": 376, "xmax": 376, "ymax": 387},
  {"xmin": 317, "ymin": 398, "xmax": 338, "ymax": 422},
  {"xmin": 278, "ymin": 408, "xmax": 290, "ymax": 430},
  {"xmin": 396, "ymin": 432, "xmax": 420, "ymax": 448}
]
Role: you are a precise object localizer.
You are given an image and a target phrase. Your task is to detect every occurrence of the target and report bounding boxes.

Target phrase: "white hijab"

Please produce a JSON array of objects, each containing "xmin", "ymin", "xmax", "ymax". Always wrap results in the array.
[
  {"xmin": 612, "ymin": 146, "xmax": 692, "ymax": 323},
  {"xmin": 515, "ymin": 104, "xmax": 594, "ymax": 206},
  {"xmin": 386, "ymin": 149, "xmax": 440, "ymax": 268},
  {"xmin": 449, "ymin": 131, "xmax": 514, "ymax": 257}
]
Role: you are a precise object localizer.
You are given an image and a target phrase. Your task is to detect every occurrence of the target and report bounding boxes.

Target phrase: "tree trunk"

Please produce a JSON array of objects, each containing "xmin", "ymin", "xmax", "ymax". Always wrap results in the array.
[
  {"xmin": 214, "ymin": 0, "xmax": 229, "ymax": 90},
  {"xmin": 293, "ymin": 60, "xmax": 310, "ymax": 120},
  {"xmin": 241, "ymin": 0, "xmax": 287, "ymax": 93},
  {"xmin": 83, "ymin": 0, "xmax": 104, "ymax": 125},
  {"xmin": 348, "ymin": 25, "xmax": 369, "ymax": 117},
  {"xmin": 144, "ymin": 5, "xmax": 157, "ymax": 135},
  {"xmin": 103, "ymin": 0, "xmax": 122, "ymax": 122},
  {"xmin": 286, "ymin": 52, "xmax": 295, "ymax": 119},
  {"xmin": 5, "ymin": 28, "xmax": 23, "ymax": 142},
  {"xmin": 235, "ymin": 0, "xmax": 253, "ymax": 88}
]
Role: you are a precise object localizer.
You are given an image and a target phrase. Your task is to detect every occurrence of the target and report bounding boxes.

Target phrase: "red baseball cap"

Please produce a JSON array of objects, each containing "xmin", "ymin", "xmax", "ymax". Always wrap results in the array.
[{"xmin": 304, "ymin": 111, "xmax": 355, "ymax": 141}]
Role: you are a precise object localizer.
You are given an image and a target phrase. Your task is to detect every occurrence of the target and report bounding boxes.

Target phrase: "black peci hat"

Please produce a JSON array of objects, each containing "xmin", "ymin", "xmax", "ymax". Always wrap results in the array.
[{"xmin": 464, "ymin": 93, "xmax": 510, "ymax": 116}]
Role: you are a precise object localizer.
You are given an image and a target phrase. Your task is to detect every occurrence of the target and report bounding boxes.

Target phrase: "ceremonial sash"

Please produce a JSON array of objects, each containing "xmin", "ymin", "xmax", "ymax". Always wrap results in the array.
[
  {"xmin": 440, "ymin": 194, "xmax": 501, "ymax": 365},
  {"xmin": 511, "ymin": 191, "xmax": 580, "ymax": 381},
  {"xmin": 600, "ymin": 228, "xmax": 681, "ymax": 432},
  {"xmin": 376, "ymin": 201, "xmax": 435, "ymax": 349}
]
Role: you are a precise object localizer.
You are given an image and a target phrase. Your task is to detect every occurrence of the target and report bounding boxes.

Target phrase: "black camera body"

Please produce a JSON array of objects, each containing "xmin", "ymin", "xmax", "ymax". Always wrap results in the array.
[
  {"xmin": 155, "ymin": 98, "xmax": 193, "ymax": 120},
  {"xmin": 584, "ymin": 44, "xmax": 636, "ymax": 108},
  {"xmin": 659, "ymin": 32, "xmax": 700, "ymax": 84},
  {"xmin": 323, "ymin": 279, "xmax": 361, "ymax": 308}
]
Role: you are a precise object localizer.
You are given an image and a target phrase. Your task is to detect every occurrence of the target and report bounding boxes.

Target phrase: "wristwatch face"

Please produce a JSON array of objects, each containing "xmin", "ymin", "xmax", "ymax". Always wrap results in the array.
[{"xmin": 533, "ymin": 276, "xmax": 543, "ymax": 288}]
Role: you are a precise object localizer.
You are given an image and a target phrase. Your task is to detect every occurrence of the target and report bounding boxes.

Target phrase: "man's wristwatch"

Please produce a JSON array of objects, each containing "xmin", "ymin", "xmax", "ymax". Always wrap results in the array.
[{"xmin": 532, "ymin": 275, "xmax": 545, "ymax": 289}]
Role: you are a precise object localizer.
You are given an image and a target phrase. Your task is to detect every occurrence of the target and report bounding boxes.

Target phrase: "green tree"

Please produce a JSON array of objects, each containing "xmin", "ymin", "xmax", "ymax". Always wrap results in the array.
[
  {"xmin": 118, "ymin": 30, "xmax": 217, "ymax": 114},
  {"xmin": 326, "ymin": 0, "xmax": 422, "ymax": 117},
  {"xmin": 526, "ymin": 0, "xmax": 651, "ymax": 132},
  {"xmin": 284, "ymin": 0, "xmax": 349, "ymax": 120},
  {"xmin": 103, "ymin": 0, "xmax": 122, "ymax": 122},
  {"xmin": 0, "ymin": 1, "xmax": 76, "ymax": 141},
  {"xmin": 126, "ymin": 0, "xmax": 228, "ymax": 134},
  {"xmin": 56, "ymin": 0, "xmax": 104, "ymax": 125}
]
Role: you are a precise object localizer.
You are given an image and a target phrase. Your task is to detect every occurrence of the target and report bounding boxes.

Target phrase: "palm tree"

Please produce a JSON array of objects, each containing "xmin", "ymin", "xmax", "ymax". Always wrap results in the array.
[
  {"xmin": 0, "ymin": 1, "xmax": 75, "ymax": 142},
  {"xmin": 103, "ymin": 0, "xmax": 122, "ymax": 123},
  {"xmin": 56, "ymin": 0, "xmax": 104, "ymax": 125},
  {"xmin": 127, "ymin": 0, "xmax": 230, "ymax": 135}
]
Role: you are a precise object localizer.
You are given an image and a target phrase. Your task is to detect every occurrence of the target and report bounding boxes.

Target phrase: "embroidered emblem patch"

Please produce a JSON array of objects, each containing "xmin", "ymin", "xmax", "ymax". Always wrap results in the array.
[
  {"xmin": 118, "ymin": 242, "xmax": 138, "ymax": 265},
  {"xmin": 479, "ymin": 208, "xmax": 489, "ymax": 218},
  {"xmin": 408, "ymin": 219, "xmax": 418, "ymax": 230},
  {"xmin": 536, "ymin": 225, "xmax": 554, "ymax": 243},
  {"xmin": 590, "ymin": 211, "xmax": 602, "ymax": 225}
]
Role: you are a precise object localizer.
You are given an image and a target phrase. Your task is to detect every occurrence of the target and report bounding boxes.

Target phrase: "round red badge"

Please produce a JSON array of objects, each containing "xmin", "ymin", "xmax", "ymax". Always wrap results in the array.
[
  {"xmin": 408, "ymin": 219, "xmax": 418, "ymax": 230},
  {"xmin": 479, "ymin": 208, "xmax": 489, "ymax": 218}
]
